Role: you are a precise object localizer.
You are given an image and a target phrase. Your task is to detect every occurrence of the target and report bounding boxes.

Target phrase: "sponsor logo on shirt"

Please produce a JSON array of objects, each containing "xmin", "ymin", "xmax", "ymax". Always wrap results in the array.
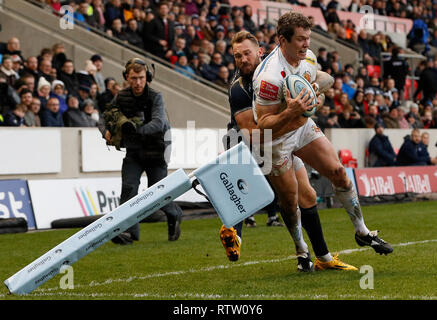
[
  {"xmin": 303, "ymin": 71, "xmax": 311, "ymax": 83},
  {"xmin": 259, "ymin": 80, "xmax": 279, "ymax": 101}
]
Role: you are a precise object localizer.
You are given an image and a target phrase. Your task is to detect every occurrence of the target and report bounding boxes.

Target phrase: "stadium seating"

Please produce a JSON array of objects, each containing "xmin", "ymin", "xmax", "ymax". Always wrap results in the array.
[{"xmin": 338, "ymin": 149, "xmax": 358, "ymax": 168}]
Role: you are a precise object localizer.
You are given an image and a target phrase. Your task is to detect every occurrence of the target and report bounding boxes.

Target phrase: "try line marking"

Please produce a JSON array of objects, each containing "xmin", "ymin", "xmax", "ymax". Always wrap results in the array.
[{"xmin": 27, "ymin": 238, "xmax": 437, "ymax": 294}]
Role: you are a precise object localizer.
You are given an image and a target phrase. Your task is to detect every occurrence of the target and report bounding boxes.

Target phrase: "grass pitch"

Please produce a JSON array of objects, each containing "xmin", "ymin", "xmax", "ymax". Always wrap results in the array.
[{"xmin": 1, "ymin": 201, "xmax": 436, "ymax": 300}]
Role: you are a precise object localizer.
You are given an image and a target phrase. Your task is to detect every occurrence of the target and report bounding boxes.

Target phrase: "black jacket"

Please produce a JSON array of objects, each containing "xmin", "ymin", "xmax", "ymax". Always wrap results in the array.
[
  {"xmin": 63, "ymin": 108, "xmax": 94, "ymax": 127},
  {"xmin": 396, "ymin": 138, "xmax": 428, "ymax": 166},
  {"xmin": 58, "ymin": 71, "xmax": 80, "ymax": 97},
  {"xmin": 383, "ymin": 56, "xmax": 409, "ymax": 90},
  {"xmin": 107, "ymin": 86, "xmax": 171, "ymax": 159},
  {"xmin": 368, "ymin": 133, "xmax": 396, "ymax": 167},
  {"xmin": 143, "ymin": 17, "xmax": 174, "ymax": 58}
]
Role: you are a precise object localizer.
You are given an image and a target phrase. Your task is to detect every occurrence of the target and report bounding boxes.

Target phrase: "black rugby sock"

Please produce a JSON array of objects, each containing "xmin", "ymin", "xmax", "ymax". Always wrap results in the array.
[{"xmin": 300, "ymin": 205, "xmax": 329, "ymax": 258}]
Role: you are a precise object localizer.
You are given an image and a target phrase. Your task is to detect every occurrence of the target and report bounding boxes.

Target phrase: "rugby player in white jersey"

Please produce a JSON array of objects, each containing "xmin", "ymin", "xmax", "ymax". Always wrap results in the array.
[
  {"xmin": 220, "ymin": 31, "xmax": 357, "ymax": 271},
  {"xmin": 252, "ymin": 12, "xmax": 393, "ymax": 269}
]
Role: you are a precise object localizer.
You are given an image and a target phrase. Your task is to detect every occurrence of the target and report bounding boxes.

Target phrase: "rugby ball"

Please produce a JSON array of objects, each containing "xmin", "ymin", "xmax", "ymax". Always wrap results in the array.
[{"xmin": 283, "ymin": 74, "xmax": 318, "ymax": 117}]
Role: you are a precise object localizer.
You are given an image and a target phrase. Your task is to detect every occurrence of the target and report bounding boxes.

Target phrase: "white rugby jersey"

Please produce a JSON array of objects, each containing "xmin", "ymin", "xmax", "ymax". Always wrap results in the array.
[{"xmin": 252, "ymin": 45, "xmax": 318, "ymax": 121}]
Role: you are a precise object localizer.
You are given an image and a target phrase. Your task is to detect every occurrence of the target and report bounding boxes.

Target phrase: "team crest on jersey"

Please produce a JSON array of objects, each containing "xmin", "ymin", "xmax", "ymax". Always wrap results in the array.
[
  {"xmin": 259, "ymin": 80, "xmax": 279, "ymax": 101},
  {"xmin": 312, "ymin": 125, "xmax": 321, "ymax": 133},
  {"xmin": 281, "ymin": 71, "xmax": 286, "ymax": 78},
  {"xmin": 303, "ymin": 71, "xmax": 311, "ymax": 83}
]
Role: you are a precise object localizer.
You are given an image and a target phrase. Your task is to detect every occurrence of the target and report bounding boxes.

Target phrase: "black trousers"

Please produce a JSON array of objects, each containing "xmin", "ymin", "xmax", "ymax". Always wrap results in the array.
[{"xmin": 120, "ymin": 152, "xmax": 183, "ymax": 240}]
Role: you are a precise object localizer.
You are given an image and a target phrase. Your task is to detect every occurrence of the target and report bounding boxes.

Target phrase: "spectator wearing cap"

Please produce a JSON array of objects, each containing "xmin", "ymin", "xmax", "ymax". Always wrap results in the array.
[
  {"xmin": 50, "ymin": 80, "xmax": 68, "ymax": 114},
  {"xmin": 143, "ymin": 1, "xmax": 174, "ymax": 59},
  {"xmin": 11, "ymin": 55, "xmax": 23, "ymax": 74},
  {"xmin": 208, "ymin": 2, "xmax": 220, "ymax": 21},
  {"xmin": 173, "ymin": 23, "xmax": 186, "ymax": 41},
  {"xmin": 212, "ymin": 25, "xmax": 225, "ymax": 43},
  {"xmin": 91, "ymin": 54, "xmax": 105, "ymax": 94},
  {"xmin": 383, "ymin": 106, "xmax": 400, "ymax": 128},
  {"xmin": 24, "ymin": 97, "xmax": 41, "ymax": 127},
  {"xmin": 125, "ymin": 19, "xmax": 144, "ymax": 49},
  {"xmin": 78, "ymin": 85, "xmax": 91, "ymax": 109},
  {"xmin": 0, "ymin": 55, "xmax": 19, "ymax": 87},
  {"xmin": 41, "ymin": 97, "xmax": 64, "ymax": 127},
  {"xmin": 37, "ymin": 76, "xmax": 51, "ymax": 109},
  {"xmin": 189, "ymin": 54, "xmax": 202, "ymax": 77},
  {"xmin": 63, "ymin": 95, "xmax": 91, "ymax": 127},
  {"xmin": 368, "ymin": 123, "xmax": 397, "ymax": 167}
]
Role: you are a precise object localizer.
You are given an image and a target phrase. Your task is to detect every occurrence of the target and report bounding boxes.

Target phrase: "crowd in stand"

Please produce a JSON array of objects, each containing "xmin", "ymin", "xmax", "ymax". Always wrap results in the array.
[
  {"xmin": 1, "ymin": 0, "xmax": 437, "ymax": 159},
  {"xmin": 0, "ymin": 37, "xmax": 119, "ymax": 127}
]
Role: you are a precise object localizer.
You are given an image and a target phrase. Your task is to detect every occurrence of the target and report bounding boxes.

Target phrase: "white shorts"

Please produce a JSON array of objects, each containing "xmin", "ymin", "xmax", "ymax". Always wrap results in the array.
[
  {"xmin": 293, "ymin": 156, "xmax": 305, "ymax": 172},
  {"xmin": 262, "ymin": 118, "xmax": 324, "ymax": 176}
]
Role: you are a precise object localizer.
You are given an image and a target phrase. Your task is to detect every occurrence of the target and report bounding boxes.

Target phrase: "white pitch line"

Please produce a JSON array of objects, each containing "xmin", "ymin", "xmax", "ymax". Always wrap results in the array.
[
  {"xmin": 3, "ymin": 291, "xmax": 437, "ymax": 300},
  {"xmin": 19, "ymin": 238, "xmax": 437, "ymax": 295}
]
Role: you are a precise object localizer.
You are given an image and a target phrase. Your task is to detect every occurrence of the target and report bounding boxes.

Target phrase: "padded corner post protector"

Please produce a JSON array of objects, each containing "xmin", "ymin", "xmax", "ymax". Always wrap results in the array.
[{"xmin": 4, "ymin": 169, "xmax": 192, "ymax": 295}]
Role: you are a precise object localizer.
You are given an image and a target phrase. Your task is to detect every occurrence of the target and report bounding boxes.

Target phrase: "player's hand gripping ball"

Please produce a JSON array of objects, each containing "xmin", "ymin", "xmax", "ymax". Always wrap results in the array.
[{"xmin": 283, "ymin": 74, "xmax": 318, "ymax": 117}]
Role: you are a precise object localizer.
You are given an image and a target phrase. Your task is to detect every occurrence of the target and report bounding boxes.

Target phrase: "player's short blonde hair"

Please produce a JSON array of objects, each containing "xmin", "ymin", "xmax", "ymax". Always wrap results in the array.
[
  {"xmin": 231, "ymin": 31, "xmax": 259, "ymax": 48},
  {"xmin": 277, "ymin": 12, "xmax": 312, "ymax": 42}
]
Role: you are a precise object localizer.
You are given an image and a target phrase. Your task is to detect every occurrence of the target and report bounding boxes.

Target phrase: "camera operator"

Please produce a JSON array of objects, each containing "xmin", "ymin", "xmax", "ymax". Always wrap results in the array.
[{"xmin": 103, "ymin": 58, "xmax": 182, "ymax": 245}]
